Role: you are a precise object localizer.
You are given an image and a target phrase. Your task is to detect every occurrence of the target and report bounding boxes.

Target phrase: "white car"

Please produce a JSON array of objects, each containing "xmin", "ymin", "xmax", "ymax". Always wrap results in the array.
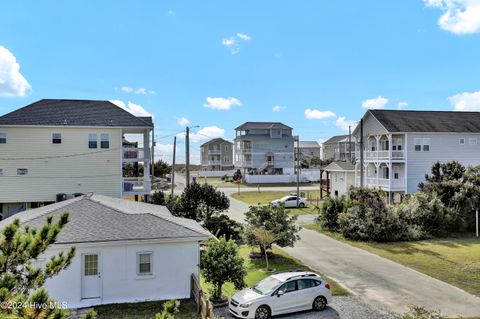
[
  {"xmin": 271, "ymin": 195, "xmax": 308, "ymax": 208},
  {"xmin": 229, "ymin": 271, "xmax": 332, "ymax": 319}
]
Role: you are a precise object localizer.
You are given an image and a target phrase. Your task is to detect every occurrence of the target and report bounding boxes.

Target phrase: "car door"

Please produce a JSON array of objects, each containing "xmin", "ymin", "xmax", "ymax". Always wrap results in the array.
[
  {"xmin": 296, "ymin": 279, "xmax": 318, "ymax": 310},
  {"xmin": 271, "ymin": 280, "xmax": 300, "ymax": 315},
  {"xmin": 284, "ymin": 196, "xmax": 297, "ymax": 208}
]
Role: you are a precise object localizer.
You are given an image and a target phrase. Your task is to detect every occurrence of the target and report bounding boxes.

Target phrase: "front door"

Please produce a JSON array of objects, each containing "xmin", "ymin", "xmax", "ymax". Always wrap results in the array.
[{"xmin": 81, "ymin": 253, "xmax": 101, "ymax": 299}]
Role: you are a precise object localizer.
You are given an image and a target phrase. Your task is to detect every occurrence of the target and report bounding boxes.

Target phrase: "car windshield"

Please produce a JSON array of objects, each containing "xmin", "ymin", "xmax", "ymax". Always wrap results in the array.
[
  {"xmin": 280, "ymin": 196, "xmax": 291, "ymax": 201},
  {"xmin": 253, "ymin": 276, "xmax": 282, "ymax": 295}
]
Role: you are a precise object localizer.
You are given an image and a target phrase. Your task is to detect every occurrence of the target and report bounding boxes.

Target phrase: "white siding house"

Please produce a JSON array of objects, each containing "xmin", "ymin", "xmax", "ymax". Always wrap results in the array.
[
  {"xmin": 0, "ymin": 195, "xmax": 211, "ymax": 309},
  {"xmin": 0, "ymin": 99, "xmax": 154, "ymax": 219},
  {"xmin": 353, "ymin": 109, "xmax": 480, "ymax": 199},
  {"xmin": 325, "ymin": 161, "xmax": 355, "ymax": 198}
]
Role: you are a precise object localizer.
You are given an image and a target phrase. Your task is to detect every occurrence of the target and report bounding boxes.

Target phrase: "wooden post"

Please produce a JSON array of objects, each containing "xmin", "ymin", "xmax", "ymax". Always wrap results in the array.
[{"xmin": 476, "ymin": 209, "xmax": 479, "ymax": 238}]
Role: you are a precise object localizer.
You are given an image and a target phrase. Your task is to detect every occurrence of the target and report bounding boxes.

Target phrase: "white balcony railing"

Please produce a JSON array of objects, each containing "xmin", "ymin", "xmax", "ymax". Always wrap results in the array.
[
  {"xmin": 235, "ymin": 160, "xmax": 252, "ymax": 167},
  {"xmin": 123, "ymin": 147, "xmax": 149, "ymax": 162},
  {"xmin": 208, "ymin": 149, "xmax": 221, "ymax": 155},
  {"xmin": 355, "ymin": 150, "xmax": 405, "ymax": 161},
  {"xmin": 122, "ymin": 177, "xmax": 151, "ymax": 195},
  {"xmin": 208, "ymin": 160, "xmax": 221, "ymax": 165},
  {"xmin": 356, "ymin": 176, "xmax": 405, "ymax": 190}
]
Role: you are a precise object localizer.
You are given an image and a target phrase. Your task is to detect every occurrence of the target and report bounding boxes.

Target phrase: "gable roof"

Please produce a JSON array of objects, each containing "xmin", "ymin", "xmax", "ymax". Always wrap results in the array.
[
  {"xmin": 200, "ymin": 138, "xmax": 233, "ymax": 147},
  {"xmin": 0, "ymin": 99, "xmax": 153, "ymax": 128},
  {"xmin": 323, "ymin": 135, "xmax": 349, "ymax": 144},
  {"xmin": 369, "ymin": 109, "xmax": 480, "ymax": 133},
  {"xmin": 0, "ymin": 195, "xmax": 211, "ymax": 245},
  {"xmin": 295, "ymin": 140, "xmax": 320, "ymax": 148},
  {"xmin": 235, "ymin": 122, "xmax": 292, "ymax": 130},
  {"xmin": 325, "ymin": 161, "xmax": 355, "ymax": 171}
]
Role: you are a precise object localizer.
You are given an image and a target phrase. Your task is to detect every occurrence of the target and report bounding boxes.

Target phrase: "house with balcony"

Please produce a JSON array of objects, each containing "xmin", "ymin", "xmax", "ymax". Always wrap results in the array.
[
  {"xmin": 353, "ymin": 109, "xmax": 480, "ymax": 202},
  {"xmin": 321, "ymin": 134, "xmax": 355, "ymax": 162},
  {"xmin": 0, "ymin": 99, "xmax": 153, "ymax": 219},
  {"xmin": 295, "ymin": 140, "xmax": 321, "ymax": 164},
  {"xmin": 234, "ymin": 122, "xmax": 295, "ymax": 182},
  {"xmin": 199, "ymin": 138, "xmax": 234, "ymax": 176}
]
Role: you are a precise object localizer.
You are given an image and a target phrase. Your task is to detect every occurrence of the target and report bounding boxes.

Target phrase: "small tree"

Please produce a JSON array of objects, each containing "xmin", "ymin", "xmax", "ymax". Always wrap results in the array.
[
  {"xmin": 454, "ymin": 165, "xmax": 480, "ymax": 231},
  {"xmin": 201, "ymin": 238, "xmax": 246, "ymax": 301},
  {"xmin": 0, "ymin": 213, "xmax": 94, "ymax": 319},
  {"xmin": 318, "ymin": 196, "xmax": 346, "ymax": 232},
  {"xmin": 155, "ymin": 300, "xmax": 180, "ymax": 319},
  {"xmin": 233, "ymin": 169, "xmax": 242, "ymax": 182},
  {"xmin": 150, "ymin": 190, "xmax": 166, "ymax": 205},
  {"xmin": 248, "ymin": 227, "xmax": 277, "ymax": 271},
  {"xmin": 310, "ymin": 156, "xmax": 321, "ymax": 168},
  {"xmin": 244, "ymin": 205, "xmax": 300, "ymax": 255},
  {"xmin": 153, "ymin": 160, "xmax": 172, "ymax": 177},
  {"xmin": 203, "ymin": 214, "xmax": 243, "ymax": 241}
]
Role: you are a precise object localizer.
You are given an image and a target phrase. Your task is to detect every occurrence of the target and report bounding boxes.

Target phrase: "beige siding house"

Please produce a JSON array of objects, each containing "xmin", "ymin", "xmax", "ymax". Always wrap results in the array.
[
  {"xmin": 325, "ymin": 161, "xmax": 355, "ymax": 198},
  {"xmin": 200, "ymin": 138, "xmax": 234, "ymax": 171},
  {"xmin": 0, "ymin": 99, "xmax": 153, "ymax": 219}
]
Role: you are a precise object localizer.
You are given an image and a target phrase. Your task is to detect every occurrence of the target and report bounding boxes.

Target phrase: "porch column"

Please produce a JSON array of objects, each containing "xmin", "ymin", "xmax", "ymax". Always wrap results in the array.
[
  {"xmin": 375, "ymin": 163, "xmax": 380, "ymax": 188},
  {"xmin": 143, "ymin": 129, "xmax": 151, "ymax": 181},
  {"xmin": 388, "ymin": 134, "xmax": 393, "ymax": 192},
  {"xmin": 375, "ymin": 135, "xmax": 381, "ymax": 161}
]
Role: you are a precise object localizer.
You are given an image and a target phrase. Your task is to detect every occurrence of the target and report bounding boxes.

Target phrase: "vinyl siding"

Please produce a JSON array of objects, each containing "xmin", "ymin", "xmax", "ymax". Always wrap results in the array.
[
  {"xmin": 0, "ymin": 127, "xmax": 122, "ymax": 203},
  {"xmin": 406, "ymin": 133, "xmax": 480, "ymax": 193}
]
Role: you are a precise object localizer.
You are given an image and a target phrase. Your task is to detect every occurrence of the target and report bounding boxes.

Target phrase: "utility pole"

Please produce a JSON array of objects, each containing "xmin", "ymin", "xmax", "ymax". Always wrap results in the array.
[
  {"xmin": 296, "ymin": 136, "xmax": 300, "ymax": 207},
  {"xmin": 171, "ymin": 136, "xmax": 176, "ymax": 197},
  {"xmin": 476, "ymin": 209, "xmax": 479, "ymax": 238},
  {"xmin": 360, "ymin": 118, "xmax": 364, "ymax": 187},
  {"xmin": 185, "ymin": 126, "xmax": 190, "ymax": 187}
]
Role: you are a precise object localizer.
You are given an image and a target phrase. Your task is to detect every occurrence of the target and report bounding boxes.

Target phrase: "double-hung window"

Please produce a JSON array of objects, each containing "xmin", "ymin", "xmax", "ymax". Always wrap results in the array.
[
  {"xmin": 17, "ymin": 168, "xmax": 28, "ymax": 176},
  {"xmin": 88, "ymin": 134, "xmax": 98, "ymax": 149},
  {"xmin": 0, "ymin": 133, "xmax": 6, "ymax": 144},
  {"xmin": 137, "ymin": 252, "xmax": 152, "ymax": 276},
  {"xmin": 414, "ymin": 138, "xmax": 430, "ymax": 151},
  {"xmin": 52, "ymin": 133, "xmax": 62, "ymax": 144},
  {"xmin": 100, "ymin": 133, "xmax": 110, "ymax": 149},
  {"xmin": 422, "ymin": 138, "xmax": 430, "ymax": 151}
]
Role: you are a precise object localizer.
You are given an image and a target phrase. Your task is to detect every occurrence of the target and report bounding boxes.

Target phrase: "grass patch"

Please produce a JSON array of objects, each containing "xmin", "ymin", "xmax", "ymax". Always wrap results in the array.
[
  {"xmin": 199, "ymin": 177, "xmax": 321, "ymax": 189},
  {"xmin": 304, "ymin": 223, "xmax": 480, "ymax": 297},
  {"xmin": 231, "ymin": 191, "xmax": 325, "ymax": 215},
  {"xmin": 201, "ymin": 245, "xmax": 349, "ymax": 298},
  {"xmin": 94, "ymin": 299, "xmax": 198, "ymax": 319}
]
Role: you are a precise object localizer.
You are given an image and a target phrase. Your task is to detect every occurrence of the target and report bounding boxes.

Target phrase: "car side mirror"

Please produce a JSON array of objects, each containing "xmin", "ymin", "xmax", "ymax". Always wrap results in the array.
[{"xmin": 277, "ymin": 290, "xmax": 285, "ymax": 297}]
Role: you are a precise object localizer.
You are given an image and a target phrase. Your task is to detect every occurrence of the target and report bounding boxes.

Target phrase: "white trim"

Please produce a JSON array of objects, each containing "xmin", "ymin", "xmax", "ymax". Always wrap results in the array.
[
  {"xmin": 51, "ymin": 237, "xmax": 210, "ymax": 249},
  {"xmin": 0, "ymin": 124, "xmax": 152, "ymax": 129}
]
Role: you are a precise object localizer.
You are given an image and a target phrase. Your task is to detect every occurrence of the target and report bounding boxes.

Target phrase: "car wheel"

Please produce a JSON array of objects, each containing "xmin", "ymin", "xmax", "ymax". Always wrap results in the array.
[
  {"xmin": 313, "ymin": 296, "xmax": 327, "ymax": 311},
  {"xmin": 255, "ymin": 305, "xmax": 271, "ymax": 319},
  {"xmin": 298, "ymin": 202, "xmax": 305, "ymax": 208}
]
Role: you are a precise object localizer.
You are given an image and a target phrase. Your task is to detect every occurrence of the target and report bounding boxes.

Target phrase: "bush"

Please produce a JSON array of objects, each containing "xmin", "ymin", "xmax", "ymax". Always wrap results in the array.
[
  {"xmin": 155, "ymin": 300, "xmax": 180, "ymax": 319},
  {"xmin": 203, "ymin": 214, "xmax": 244, "ymax": 241},
  {"xmin": 396, "ymin": 306, "xmax": 446, "ymax": 319},
  {"xmin": 318, "ymin": 197, "xmax": 347, "ymax": 232},
  {"xmin": 233, "ymin": 169, "xmax": 242, "ymax": 181},
  {"xmin": 150, "ymin": 190, "xmax": 166, "ymax": 205}
]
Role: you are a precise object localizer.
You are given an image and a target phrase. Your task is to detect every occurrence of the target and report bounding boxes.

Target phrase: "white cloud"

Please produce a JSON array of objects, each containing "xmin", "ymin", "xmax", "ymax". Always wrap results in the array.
[
  {"xmin": 304, "ymin": 108, "xmax": 336, "ymax": 120},
  {"xmin": 177, "ymin": 116, "xmax": 190, "ymax": 126},
  {"xmin": 119, "ymin": 86, "xmax": 155, "ymax": 95},
  {"xmin": 424, "ymin": 0, "xmax": 480, "ymax": 34},
  {"xmin": 272, "ymin": 105, "xmax": 286, "ymax": 112},
  {"xmin": 168, "ymin": 10, "xmax": 175, "ymax": 15},
  {"xmin": 362, "ymin": 96, "xmax": 389, "ymax": 109},
  {"xmin": 204, "ymin": 97, "xmax": 241, "ymax": 110},
  {"xmin": 222, "ymin": 33, "xmax": 251, "ymax": 54},
  {"xmin": 110, "ymin": 99, "xmax": 153, "ymax": 117},
  {"xmin": 180, "ymin": 125, "xmax": 226, "ymax": 143},
  {"xmin": 0, "ymin": 46, "xmax": 31, "ymax": 97},
  {"xmin": 449, "ymin": 90, "xmax": 480, "ymax": 111},
  {"xmin": 120, "ymin": 86, "xmax": 133, "ymax": 93},
  {"xmin": 335, "ymin": 116, "xmax": 357, "ymax": 131},
  {"xmin": 397, "ymin": 101, "xmax": 409, "ymax": 109}
]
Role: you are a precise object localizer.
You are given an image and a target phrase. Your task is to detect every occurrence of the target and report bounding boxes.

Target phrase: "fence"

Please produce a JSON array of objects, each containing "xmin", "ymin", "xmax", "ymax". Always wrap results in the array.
[
  {"xmin": 198, "ymin": 170, "xmax": 235, "ymax": 178},
  {"xmin": 191, "ymin": 274, "xmax": 214, "ymax": 319}
]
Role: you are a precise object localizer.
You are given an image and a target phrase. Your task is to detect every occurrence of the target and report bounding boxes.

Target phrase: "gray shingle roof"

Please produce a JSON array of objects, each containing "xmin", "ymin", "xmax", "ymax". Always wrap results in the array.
[
  {"xmin": 369, "ymin": 109, "xmax": 480, "ymax": 133},
  {"xmin": 323, "ymin": 135, "xmax": 349, "ymax": 144},
  {"xmin": 0, "ymin": 99, "xmax": 153, "ymax": 127},
  {"xmin": 295, "ymin": 141, "xmax": 320, "ymax": 148},
  {"xmin": 235, "ymin": 122, "xmax": 292, "ymax": 130},
  {"xmin": 0, "ymin": 195, "xmax": 211, "ymax": 244},
  {"xmin": 325, "ymin": 161, "xmax": 355, "ymax": 171},
  {"xmin": 200, "ymin": 138, "xmax": 233, "ymax": 147}
]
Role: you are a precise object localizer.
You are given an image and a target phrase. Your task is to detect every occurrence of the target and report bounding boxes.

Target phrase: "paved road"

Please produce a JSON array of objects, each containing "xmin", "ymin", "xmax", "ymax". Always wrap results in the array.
[{"xmin": 225, "ymin": 189, "xmax": 480, "ymax": 318}]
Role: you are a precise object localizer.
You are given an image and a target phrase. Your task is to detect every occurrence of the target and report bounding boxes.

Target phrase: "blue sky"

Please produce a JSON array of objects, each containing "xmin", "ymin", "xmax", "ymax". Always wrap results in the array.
[{"xmin": 1, "ymin": 0, "xmax": 480, "ymax": 163}]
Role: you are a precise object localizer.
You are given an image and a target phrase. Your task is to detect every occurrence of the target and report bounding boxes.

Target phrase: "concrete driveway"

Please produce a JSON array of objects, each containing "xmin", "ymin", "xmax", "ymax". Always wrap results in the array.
[{"xmin": 224, "ymin": 188, "xmax": 480, "ymax": 318}]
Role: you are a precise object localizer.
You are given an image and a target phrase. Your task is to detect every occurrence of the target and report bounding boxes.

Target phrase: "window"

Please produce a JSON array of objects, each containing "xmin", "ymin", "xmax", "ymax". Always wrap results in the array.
[
  {"xmin": 469, "ymin": 138, "xmax": 477, "ymax": 145},
  {"xmin": 100, "ymin": 133, "xmax": 110, "ymax": 149},
  {"xmin": 224, "ymin": 145, "xmax": 228, "ymax": 151},
  {"xmin": 17, "ymin": 168, "xmax": 28, "ymax": 176},
  {"xmin": 414, "ymin": 138, "xmax": 422, "ymax": 151},
  {"xmin": 394, "ymin": 166, "xmax": 399, "ymax": 179},
  {"xmin": 422, "ymin": 138, "xmax": 430, "ymax": 151},
  {"xmin": 224, "ymin": 156, "xmax": 230, "ymax": 162},
  {"xmin": 0, "ymin": 169, "xmax": 3, "ymax": 176},
  {"xmin": 278, "ymin": 281, "xmax": 296, "ymax": 293},
  {"xmin": 52, "ymin": 133, "xmax": 62, "ymax": 144},
  {"xmin": 297, "ymin": 279, "xmax": 317, "ymax": 290},
  {"xmin": 459, "ymin": 138, "xmax": 466, "ymax": 145},
  {"xmin": 137, "ymin": 252, "xmax": 152, "ymax": 275},
  {"xmin": 414, "ymin": 138, "xmax": 430, "ymax": 151},
  {"xmin": 0, "ymin": 133, "xmax": 6, "ymax": 144},
  {"xmin": 88, "ymin": 133, "xmax": 97, "ymax": 149},
  {"xmin": 84, "ymin": 254, "xmax": 98, "ymax": 276}
]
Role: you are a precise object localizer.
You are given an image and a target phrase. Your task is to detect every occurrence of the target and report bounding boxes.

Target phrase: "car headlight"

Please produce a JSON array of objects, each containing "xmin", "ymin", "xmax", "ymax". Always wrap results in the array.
[{"xmin": 239, "ymin": 302, "xmax": 252, "ymax": 308}]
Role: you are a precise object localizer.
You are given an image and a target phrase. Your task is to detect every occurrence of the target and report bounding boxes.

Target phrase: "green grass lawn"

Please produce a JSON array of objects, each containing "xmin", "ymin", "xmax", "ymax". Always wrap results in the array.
[
  {"xmin": 199, "ymin": 177, "xmax": 321, "ymax": 189},
  {"xmin": 201, "ymin": 245, "xmax": 349, "ymax": 298},
  {"xmin": 94, "ymin": 299, "xmax": 198, "ymax": 319},
  {"xmin": 304, "ymin": 223, "xmax": 480, "ymax": 297},
  {"xmin": 231, "ymin": 191, "xmax": 326, "ymax": 215}
]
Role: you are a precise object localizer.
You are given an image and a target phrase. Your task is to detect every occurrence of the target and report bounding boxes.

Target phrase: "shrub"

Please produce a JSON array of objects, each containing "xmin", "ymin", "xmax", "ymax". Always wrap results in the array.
[
  {"xmin": 203, "ymin": 214, "xmax": 244, "ymax": 241},
  {"xmin": 150, "ymin": 190, "xmax": 166, "ymax": 205},
  {"xmin": 233, "ymin": 169, "xmax": 242, "ymax": 181},
  {"xmin": 318, "ymin": 196, "xmax": 347, "ymax": 232},
  {"xmin": 155, "ymin": 300, "xmax": 180, "ymax": 319},
  {"xmin": 396, "ymin": 306, "xmax": 446, "ymax": 319}
]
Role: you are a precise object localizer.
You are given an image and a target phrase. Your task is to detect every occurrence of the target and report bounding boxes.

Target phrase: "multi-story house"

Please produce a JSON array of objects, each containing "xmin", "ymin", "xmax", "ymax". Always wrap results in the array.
[
  {"xmin": 234, "ymin": 122, "xmax": 295, "ymax": 175},
  {"xmin": 294, "ymin": 140, "xmax": 321, "ymax": 163},
  {"xmin": 0, "ymin": 99, "xmax": 153, "ymax": 219},
  {"xmin": 353, "ymin": 109, "xmax": 480, "ymax": 201},
  {"xmin": 200, "ymin": 138, "xmax": 234, "ymax": 171},
  {"xmin": 322, "ymin": 134, "xmax": 355, "ymax": 162}
]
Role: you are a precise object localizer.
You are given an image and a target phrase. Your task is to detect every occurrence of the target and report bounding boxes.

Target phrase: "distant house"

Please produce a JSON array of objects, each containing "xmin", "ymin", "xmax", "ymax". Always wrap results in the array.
[
  {"xmin": 0, "ymin": 194, "xmax": 211, "ymax": 309},
  {"xmin": 325, "ymin": 161, "xmax": 355, "ymax": 198},
  {"xmin": 321, "ymin": 135, "xmax": 355, "ymax": 162},
  {"xmin": 200, "ymin": 138, "xmax": 234, "ymax": 173},
  {"xmin": 294, "ymin": 140, "xmax": 321, "ymax": 164},
  {"xmin": 234, "ymin": 122, "xmax": 295, "ymax": 178},
  {"xmin": 0, "ymin": 99, "xmax": 153, "ymax": 220},
  {"xmin": 353, "ymin": 109, "xmax": 480, "ymax": 200}
]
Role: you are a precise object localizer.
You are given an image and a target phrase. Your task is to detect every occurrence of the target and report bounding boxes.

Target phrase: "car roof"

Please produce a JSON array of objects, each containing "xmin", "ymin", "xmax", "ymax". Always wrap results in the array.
[{"xmin": 271, "ymin": 271, "xmax": 320, "ymax": 282}]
